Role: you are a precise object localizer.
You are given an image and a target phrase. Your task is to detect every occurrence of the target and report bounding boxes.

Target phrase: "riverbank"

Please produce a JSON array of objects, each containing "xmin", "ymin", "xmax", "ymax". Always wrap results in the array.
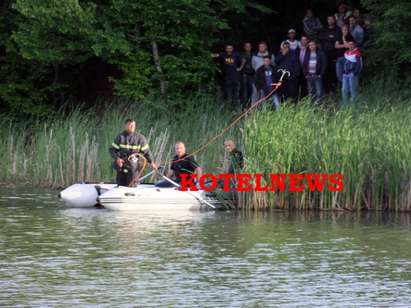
[{"xmin": 1, "ymin": 82, "xmax": 410, "ymax": 211}]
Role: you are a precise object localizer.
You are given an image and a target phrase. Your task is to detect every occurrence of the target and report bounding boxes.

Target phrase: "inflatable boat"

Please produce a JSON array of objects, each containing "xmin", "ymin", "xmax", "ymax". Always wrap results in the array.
[{"xmin": 58, "ymin": 182, "xmax": 222, "ymax": 211}]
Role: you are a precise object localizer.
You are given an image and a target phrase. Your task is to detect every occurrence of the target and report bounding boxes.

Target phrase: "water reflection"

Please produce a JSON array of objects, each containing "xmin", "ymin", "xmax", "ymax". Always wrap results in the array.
[{"xmin": 0, "ymin": 187, "xmax": 410, "ymax": 306}]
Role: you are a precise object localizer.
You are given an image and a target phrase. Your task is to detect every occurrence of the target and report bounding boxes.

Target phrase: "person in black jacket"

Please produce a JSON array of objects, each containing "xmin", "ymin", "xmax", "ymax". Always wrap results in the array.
[
  {"xmin": 239, "ymin": 42, "xmax": 255, "ymax": 108},
  {"xmin": 155, "ymin": 141, "xmax": 203, "ymax": 188},
  {"xmin": 212, "ymin": 44, "xmax": 242, "ymax": 107},
  {"xmin": 276, "ymin": 42, "xmax": 300, "ymax": 102},
  {"xmin": 319, "ymin": 15, "xmax": 341, "ymax": 93},
  {"xmin": 109, "ymin": 119, "xmax": 157, "ymax": 186},
  {"xmin": 255, "ymin": 56, "xmax": 282, "ymax": 110},
  {"xmin": 302, "ymin": 41, "xmax": 327, "ymax": 104}
]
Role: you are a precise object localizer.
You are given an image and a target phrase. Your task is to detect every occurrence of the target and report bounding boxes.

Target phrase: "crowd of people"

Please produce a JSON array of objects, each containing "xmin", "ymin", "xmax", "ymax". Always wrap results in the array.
[{"xmin": 213, "ymin": 2, "xmax": 368, "ymax": 109}]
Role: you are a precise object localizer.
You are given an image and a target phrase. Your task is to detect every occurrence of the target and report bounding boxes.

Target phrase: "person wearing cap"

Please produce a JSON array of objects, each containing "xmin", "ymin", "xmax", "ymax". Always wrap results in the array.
[{"xmin": 285, "ymin": 29, "xmax": 300, "ymax": 51}]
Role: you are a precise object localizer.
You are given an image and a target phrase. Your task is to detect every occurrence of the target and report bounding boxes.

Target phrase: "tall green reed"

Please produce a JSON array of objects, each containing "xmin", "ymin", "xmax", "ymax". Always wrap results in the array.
[
  {"xmin": 242, "ymin": 96, "xmax": 411, "ymax": 212},
  {"xmin": 0, "ymin": 97, "xmax": 235, "ymax": 188}
]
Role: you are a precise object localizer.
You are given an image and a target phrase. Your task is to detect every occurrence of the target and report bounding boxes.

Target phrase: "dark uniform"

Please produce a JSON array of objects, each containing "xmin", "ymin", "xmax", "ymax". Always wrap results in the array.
[
  {"xmin": 155, "ymin": 153, "xmax": 200, "ymax": 187},
  {"xmin": 228, "ymin": 149, "xmax": 244, "ymax": 174},
  {"xmin": 109, "ymin": 131, "xmax": 153, "ymax": 186},
  {"xmin": 171, "ymin": 153, "xmax": 199, "ymax": 181}
]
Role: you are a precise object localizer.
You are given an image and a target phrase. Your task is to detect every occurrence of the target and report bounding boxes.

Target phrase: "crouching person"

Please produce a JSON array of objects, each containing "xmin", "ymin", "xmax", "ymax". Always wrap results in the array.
[
  {"xmin": 109, "ymin": 119, "xmax": 157, "ymax": 187},
  {"xmin": 255, "ymin": 56, "xmax": 282, "ymax": 110},
  {"xmin": 336, "ymin": 39, "xmax": 363, "ymax": 105},
  {"xmin": 156, "ymin": 141, "xmax": 202, "ymax": 188}
]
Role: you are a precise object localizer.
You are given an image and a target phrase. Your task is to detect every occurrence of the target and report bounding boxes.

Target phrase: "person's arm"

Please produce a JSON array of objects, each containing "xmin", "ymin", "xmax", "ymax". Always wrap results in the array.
[
  {"xmin": 138, "ymin": 135, "xmax": 157, "ymax": 169},
  {"xmin": 335, "ymin": 40, "xmax": 345, "ymax": 49},
  {"xmin": 238, "ymin": 56, "xmax": 246, "ymax": 71},
  {"xmin": 211, "ymin": 52, "xmax": 220, "ymax": 58},
  {"xmin": 336, "ymin": 57, "xmax": 344, "ymax": 82},
  {"xmin": 109, "ymin": 134, "xmax": 124, "ymax": 167},
  {"xmin": 195, "ymin": 167, "xmax": 203, "ymax": 179},
  {"xmin": 251, "ymin": 55, "xmax": 259, "ymax": 72},
  {"xmin": 354, "ymin": 55, "xmax": 363, "ymax": 76},
  {"xmin": 190, "ymin": 157, "xmax": 202, "ymax": 178},
  {"xmin": 166, "ymin": 168, "xmax": 174, "ymax": 178}
]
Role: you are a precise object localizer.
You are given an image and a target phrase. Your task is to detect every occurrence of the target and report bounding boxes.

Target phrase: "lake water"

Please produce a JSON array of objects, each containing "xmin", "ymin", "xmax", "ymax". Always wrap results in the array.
[{"xmin": 1, "ymin": 187, "xmax": 410, "ymax": 307}]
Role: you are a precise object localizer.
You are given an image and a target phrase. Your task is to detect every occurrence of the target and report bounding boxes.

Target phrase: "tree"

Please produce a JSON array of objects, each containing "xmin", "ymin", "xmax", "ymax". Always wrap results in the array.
[
  {"xmin": 1, "ymin": 0, "xmax": 268, "ymax": 115},
  {"xmin": 361, "ymin": 0, "xmax": 411, "ymax": 75}
]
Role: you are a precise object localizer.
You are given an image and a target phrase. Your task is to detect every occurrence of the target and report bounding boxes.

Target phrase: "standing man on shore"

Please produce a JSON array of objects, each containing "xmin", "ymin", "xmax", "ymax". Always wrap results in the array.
[
  {"xmin": 239, "ymin": 42, "xmax": 255, "ymax": 108},
  {"xmin": 109, "ymin": 119, "xmax": 157, "ymax": 187},
  {"xmin": 212, "ymin": 44, "xmax": 242, "ymax": 107}
]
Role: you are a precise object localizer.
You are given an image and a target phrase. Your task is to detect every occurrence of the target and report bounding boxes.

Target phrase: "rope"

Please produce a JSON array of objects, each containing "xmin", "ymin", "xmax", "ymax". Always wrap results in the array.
[
  {"xmin": 127, "ymin": 153, "xmax": 147, "ymax": 187},
  {"xmin": 162, "ymin": 82, "xmax": 283, "ymax": 166}
]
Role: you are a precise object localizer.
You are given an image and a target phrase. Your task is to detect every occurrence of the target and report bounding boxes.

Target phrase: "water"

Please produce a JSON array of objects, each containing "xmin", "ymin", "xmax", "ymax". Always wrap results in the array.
[{"xmin": 1, "ymin": 187, "xmax": 411, "ymax": 307}]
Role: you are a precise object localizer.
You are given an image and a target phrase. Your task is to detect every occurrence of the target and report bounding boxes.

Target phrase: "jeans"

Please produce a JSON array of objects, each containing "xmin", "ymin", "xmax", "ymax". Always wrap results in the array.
[
  {"xmin": 341, "ymin": 73, "xmax": 358, "ymax": 105},
  {"xmin": 306, "ymin": 75, "xmax": 323, "ymax": 104},
  {"xmin": 254, "ymin": 90, "xmax": 280, "ymax": 110}
]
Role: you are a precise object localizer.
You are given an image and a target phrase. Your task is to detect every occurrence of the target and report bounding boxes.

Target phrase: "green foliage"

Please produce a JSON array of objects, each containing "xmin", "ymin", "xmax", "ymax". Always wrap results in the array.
[
  {"xmin": 361, "ymin": 0, "xmax": 411, "ymax": 74},
  {"xmin": 0, "ymin": 0, "xmax": 262, "ymax": 115}
]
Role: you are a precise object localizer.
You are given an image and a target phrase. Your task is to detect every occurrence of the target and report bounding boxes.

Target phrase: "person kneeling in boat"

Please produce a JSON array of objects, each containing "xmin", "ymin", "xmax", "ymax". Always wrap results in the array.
[
  {"xmin": 156, "ymin": 141, "xmax": 202, "ymax": 188},
  {"xmin": 109, "ymin": 119, "xmax": 157, "ymax": 187},
  {"xmin": 224, "ymin": 139, "xmax": 244, "ymax": 174},
  {"xmin": 220, "ymin": 139, "xmax": 244, "ymax": 191}
]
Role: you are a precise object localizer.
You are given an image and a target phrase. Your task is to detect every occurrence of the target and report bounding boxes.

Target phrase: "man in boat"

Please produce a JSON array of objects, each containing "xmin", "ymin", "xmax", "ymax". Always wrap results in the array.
[
  {"xmin": 223, "ymin": 139, "xmax": 244, "ymax": 174},
  {"xmin": 109, "ymin": 119, "xmax": 157, "ymax": 187},
  {"xmin": 156, "ymin": 141, "xmax": 202, "ymax": 188}
]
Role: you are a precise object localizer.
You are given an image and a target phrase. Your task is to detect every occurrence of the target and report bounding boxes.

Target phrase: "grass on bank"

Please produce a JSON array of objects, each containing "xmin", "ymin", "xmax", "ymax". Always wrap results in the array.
[
  {"xmin": 0, "ymin": 97, "xmax": 237, "ymax": 188},
  {"xmin": 242, "ymin": 83, "xmax": 411, "ymax": 212},
  {"xmin": 0, "ymin": 81, "xmax": 411, "ymax": 211}
]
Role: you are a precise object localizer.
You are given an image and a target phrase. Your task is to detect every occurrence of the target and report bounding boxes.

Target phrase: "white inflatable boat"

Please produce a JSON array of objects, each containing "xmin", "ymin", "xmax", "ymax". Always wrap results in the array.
[{"xmin": 58, "ymin": 182, "xmax": 222, "ymax": 211}]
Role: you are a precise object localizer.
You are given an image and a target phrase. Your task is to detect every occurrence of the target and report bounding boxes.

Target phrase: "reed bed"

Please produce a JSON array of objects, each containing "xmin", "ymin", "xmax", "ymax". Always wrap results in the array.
[
  {"xmin": 1, "ymin": 82, "xmax": 410, "ymax": 211},
  {"xmin": 242, "ymin": 96, "xmax": 411, "ymax": 212},
  {"xmin": 0, "ymin": 97, "xmax": 235, "ymax": 188}
]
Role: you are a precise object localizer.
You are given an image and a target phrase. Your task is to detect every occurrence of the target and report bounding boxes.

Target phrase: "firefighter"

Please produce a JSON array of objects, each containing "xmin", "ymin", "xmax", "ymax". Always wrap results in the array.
[{"xmin": 109, "ymin": 119, "xmax": 157, "ymax": 187}]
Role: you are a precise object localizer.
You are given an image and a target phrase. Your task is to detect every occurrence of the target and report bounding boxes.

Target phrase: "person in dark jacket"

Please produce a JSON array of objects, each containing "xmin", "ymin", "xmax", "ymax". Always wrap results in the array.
[
  {"xmin": 255, "ymin": 56, "xmax": 282, "ymax": 110},
  {"xmin": 212, "ymin": 44, "xmax": 242, "ymax": 107},
  {"xmin": 336, "ymin": 40, "xmax": 363, "ymax": 105},
  {"xmin": 302, "ymin": 8, "xmax": 323, "ymax": 40},
  {"xmin": 302, "ymin": 41, "xmax": 327, "ymax": 104},
  {"xmin": 224, "ymin": 139, "xmax": 244, "ymax": 174},
  {"xmin": 155, "ymin": 141, "xmax": 202, "ymax": 188},
  {"xmin": 297, "ymin": 36, "xmax": 310, "ymax": 98},
  {"xmin": 319, "ymin": 15, "xmax": 341, "ymax": 93},
  {"xmin": 276, "ymin": 42, "xmax": 300, "ymax": 102},
  {"xmin": 239, "ymin": 42, "xmax": 255, "ymax": 108},
  {"xmin": 109, "ymin": 119, "xmax": 157, "ymax": 187}
]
